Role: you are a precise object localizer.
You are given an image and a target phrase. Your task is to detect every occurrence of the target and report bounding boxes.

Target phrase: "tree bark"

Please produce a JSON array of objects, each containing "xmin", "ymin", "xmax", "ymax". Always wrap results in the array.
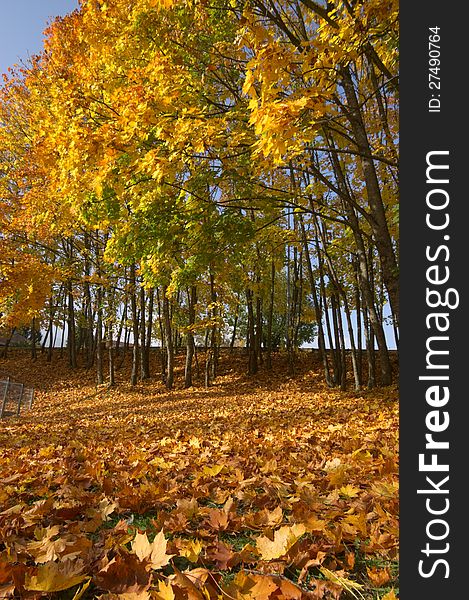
[
  {"xmin": 162, "ymin": 286, "xmax": 174, "ymax": 389},
  {"xmin": 185, "ymin": 286, "xmax": 197, "ymax": 388}
]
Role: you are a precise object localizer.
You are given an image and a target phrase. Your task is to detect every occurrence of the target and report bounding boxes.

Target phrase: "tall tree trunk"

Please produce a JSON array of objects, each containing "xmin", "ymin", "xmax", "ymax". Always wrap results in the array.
[
  {"xmin": 266, "ymin": 259, "xmax": 275, "ymax": 370},
  {"xmin": 47, "ymin": 296, "xmax": 54, "ymax": 363},
  {"xmin": 354, "ymin": 259, "xmax": 363, "ymax": 387},
  {"xmin": 67, "ymin": 280, "xmax": 77, "ymax": 369},
  {"xmin": 31, "ymin": 317, "xmax": 37, "ymax": 361},
  {"xmin": 299, "ymin": 218, "xmax": 332, "ymax": 385},
  {"xmin": 108, "ymin": 320, "xmax": 115, "ymax": 387},
  {"xmin": 140, "ymin": 287, "xmax": 150, "ymax": 380},
  {"xmin": 115, "ymin": 296, "xmax": 127, "ymax": 357},
  {"xmin": 156, "ymin": 287, "xmax": 166, "ymax": 383},
  {"xmin": 341, "ymin": 65, "xmax": 399, "ymax": 327},
  {"xmin": 245, "ymin": 288, "xmax": 258, "ymax": 375},
  {"xmin": 96, "ymin": 287, "xmax": 104, "ymax": 385},
  {"xmin": 162, "ymin": 286, "xmax": 174, "ymax": 390},
  {"xmin": 230, "ymin": 313, "xmax": 238, "ymax": 352},
  {"xmin": 145, "ymin": 288, "xmax": 154, "ymax": 377},
  {"xmin": 185, "ymin": 286, "xmax": 197, "ymax": 388},
  {"xmin": 130, "ymin": 265, "xmax": 139, "ymax": 386},
  {"xmin": 325, "ymin": 131, "xmax": 392, "ymax": 385},
  {"xmin": 255, "ymin": 292, "xmax": 263, "ymax": 365},
  {"xmin": 205, "ymin": 272, "xmax": 218, "ymax": 386}
]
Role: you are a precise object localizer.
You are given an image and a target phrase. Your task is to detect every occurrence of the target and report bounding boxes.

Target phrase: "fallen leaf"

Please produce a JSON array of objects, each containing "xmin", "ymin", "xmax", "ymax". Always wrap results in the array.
[
  {"xmin": 256, "ymin": 523, "xmax": 306, "ymax": 561},
  {"xmin": 131, "ymin": 530, "xmax": 174, "ymax": 570},
  {"xmin": 24, "ymin": 560, "xmax": 88, "ymax": 592},
  {"xmin": 366, "ymin": 566, "xmax": 391, "ymax": 587}
]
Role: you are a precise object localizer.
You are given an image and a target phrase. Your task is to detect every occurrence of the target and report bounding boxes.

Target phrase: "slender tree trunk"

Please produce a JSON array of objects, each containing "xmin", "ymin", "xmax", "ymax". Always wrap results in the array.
[
  {"xmin": 354, "ymin": 259, "xmax": 363, "ymax": 387},
  {"xmin": 342, "ymin": 285, "xmax": 361, "ymax": 391},
  {"xmin": 245, "ymin": 288, "xmax": 258, "ymax": 375},
  {"xmin": 115, "ymin": 297, "xmax": 127, "ymax": 357},
  {"xmin": 67, "ymin": 280, "xmax": 77, "ymax": 368},
  {"xmin": 266, "ymin": 259, "xmax": 275, "ymax": 370},
  {"xmin": 230, "ymin": 313, "xmax": 238, "ymax": 352},
  {"xmin": 325, "ymin": 131, "xmax": 392, "ymax": 386},
  {"xmin": 96, "ymin": 287, "xmax": 104, "ymax": 385},
  {"xmin": 341, "ymin": 65, "xmax": 399, "ymax": 326},
  {"xmin": 130, "ymin": 265, "xmax": 139, "ymax": 386},
  {"xmin": 47, "ymin": 297, "xmax": 54, "ymax": 363},
  {"xmin": 205, "ymin": 272, "xmax": 218, "ymax": 386},
  {"xmin": 60, "ymin": 300, "xmax": 66, "ymax": 359},
  {"xmin": 330, "ymin": 293, "xmax": 343, "ymax": 387},
  {"xmin": 185, "ymin": 286, "xmax": 197, "ymax": 388},
  {"xmin": 145, "ymin": 288, "xmax": 154, "ymax": 377},
  {"xmin": 255, "ymin": 292, "xmax": 263, "ymax": 365},
  {"xmin": 30, "ymin": 317, "xmax": 37, "ymax": 361},
  {"xmin": 108, "ymin": 321, "xmax": 115, "ymax": 386},
  {"xmin": 156, "ymin": 287, "xmax": 166, "ymax": 383},
  {"xmin": 140, "ymin": 287, "xmax": 150, "ymax": 380},
  {"xmin": 299, "ymin": 218, "xmax": 333, "ymax": 385},
  {"xmin": 162, "ymin": 286, "xmax": 174, "ymax": 389}
]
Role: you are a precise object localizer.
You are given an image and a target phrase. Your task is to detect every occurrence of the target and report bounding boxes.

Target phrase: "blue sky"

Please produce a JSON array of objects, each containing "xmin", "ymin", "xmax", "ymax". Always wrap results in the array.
[{"xmin": 0, "ymin": 0, "xmax": 78, "ymax": 76}]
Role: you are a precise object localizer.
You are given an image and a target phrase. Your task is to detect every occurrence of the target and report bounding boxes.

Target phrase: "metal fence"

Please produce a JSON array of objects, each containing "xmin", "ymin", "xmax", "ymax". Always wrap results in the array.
[{"xmin": 0, "ymin": 378, "xmax": 34, "ymax": 418}]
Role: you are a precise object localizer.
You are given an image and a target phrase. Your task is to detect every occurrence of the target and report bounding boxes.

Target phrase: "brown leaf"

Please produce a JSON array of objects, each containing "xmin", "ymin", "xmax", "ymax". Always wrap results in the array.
[
  {"xmin": 366, "ymin": 566, "xmax": 391, "ymax": 587},
  {"xmin": 93, "ymin": 554, "xmax": 152, "ymax": 594},
  {"xmin": 0, "ymin": 584, "xmax": 16, "ymax": 599}
]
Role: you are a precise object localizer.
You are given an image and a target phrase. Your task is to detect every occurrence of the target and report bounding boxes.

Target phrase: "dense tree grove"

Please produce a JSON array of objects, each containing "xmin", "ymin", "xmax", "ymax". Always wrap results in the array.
[{"xmin": 0, "ymin": 0, "xmax": 398, "ymax": 389}]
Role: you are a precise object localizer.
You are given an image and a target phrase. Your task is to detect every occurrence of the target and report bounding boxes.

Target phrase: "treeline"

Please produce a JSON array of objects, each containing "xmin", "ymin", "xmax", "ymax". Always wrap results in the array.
[{"xmin": 0, "ymin": 0, "xmax": 398, "ymax": 389}]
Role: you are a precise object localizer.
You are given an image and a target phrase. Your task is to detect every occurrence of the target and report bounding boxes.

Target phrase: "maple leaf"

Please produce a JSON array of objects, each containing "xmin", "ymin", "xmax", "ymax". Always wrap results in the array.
[
  {"xmin": 244, "ymin": 505, "xmax": 283, "ymax": 530},
  {"xmin": 256, "ymin": 523, "xmax": 306, "ymax": 561},
  {"xmin": 93, "ymin": 554, "xmax": 152, "ymax": 594},
  {"xmin": 153, "ymin": 579, "xmax": 176, "ymax": 600},
  {"xmin": 26, "ymin": 525, "xmax": 65, "ymax": 562},
  {"xmin": 202, "ymin": 464, "xmax": 224, "ymax": 477},
  {"xmin": 131, "ymin": 530, "xmax": 174, "ymax": 570},
  {"xmin": 176, "ymin": 497, "xmax": 199, "ymax": 518},
  {"xmin": 172, "ymin": 566, "xmax": 207, "ymax": 600},
  {"xmin": 24, "ymin": 560, "xmax": 89, "ymax": 592},
  {"xmin": 366, "ymin": 566, "xmax": 391, "ymax": 587},
  {"xmin": 248, "ymin": 575, "xmax": 278, "ymax": 599},
  {"xmin": 339, "ymin": 484, "xmax": 361, "ymax": 498},
  {"xmin": 204, "ymin": 507, "xmax": 229, "ymax": 530},
  {"xmin": 98, "ymin": 497, "xmax": 119, "ymax": 521},
  {"xmin": 178, "ymin": 538, "xmax": 203, "ymax": 563},
  {"xmin": 278, "ymin": 579, "xmax": 303, "ymax": 599}
]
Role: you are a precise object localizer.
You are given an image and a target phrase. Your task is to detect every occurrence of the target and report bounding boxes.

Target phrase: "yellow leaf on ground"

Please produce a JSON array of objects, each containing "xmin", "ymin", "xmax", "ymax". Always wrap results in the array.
[
  {"xmin": 256, "ymin": 523, "xmax": 306, "ymax": 561},
  {"xmin": 131, "ymin": 530, "xmax": 174, "ymax": 570},
  {"xmin": 153, "ymin": 579, "xmax": 176, "ymax": 600},
  {"xmin": 24, "ymin": 561, "xmax": 88, "ymax": 592},
  {"xmin": 178, "ymin": 539, "xmax": 203, "ymax": 563}
]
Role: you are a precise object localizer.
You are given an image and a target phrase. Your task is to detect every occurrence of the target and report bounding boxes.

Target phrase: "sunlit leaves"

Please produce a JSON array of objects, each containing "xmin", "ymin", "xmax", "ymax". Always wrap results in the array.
[
  {"xmin": 24, "ymin": 561, "xmax": 89, "ymax": 592},
  {"xmin": 131, "ymin": 530, "xmax": 174, "ymax": 570},
  {"xmin": 256, "ymin": 523, "xmax": 306, "ymax": 561},
  {"xmin": 0, "ymin": 351, "xmax": 399, "ymax": 598}
]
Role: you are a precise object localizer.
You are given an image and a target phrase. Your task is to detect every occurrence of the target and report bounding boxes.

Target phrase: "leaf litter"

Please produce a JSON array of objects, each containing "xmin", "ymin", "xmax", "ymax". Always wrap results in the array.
[{"xmin": 0, "ymin": 351, "xmax": 399, "ymax": 599}]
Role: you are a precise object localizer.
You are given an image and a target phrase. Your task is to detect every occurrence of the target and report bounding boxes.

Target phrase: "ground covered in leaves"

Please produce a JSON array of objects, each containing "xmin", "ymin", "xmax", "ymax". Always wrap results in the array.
[{"xmin": 0, "ymin": 350, "xmax": 398, "ymax": 599}]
